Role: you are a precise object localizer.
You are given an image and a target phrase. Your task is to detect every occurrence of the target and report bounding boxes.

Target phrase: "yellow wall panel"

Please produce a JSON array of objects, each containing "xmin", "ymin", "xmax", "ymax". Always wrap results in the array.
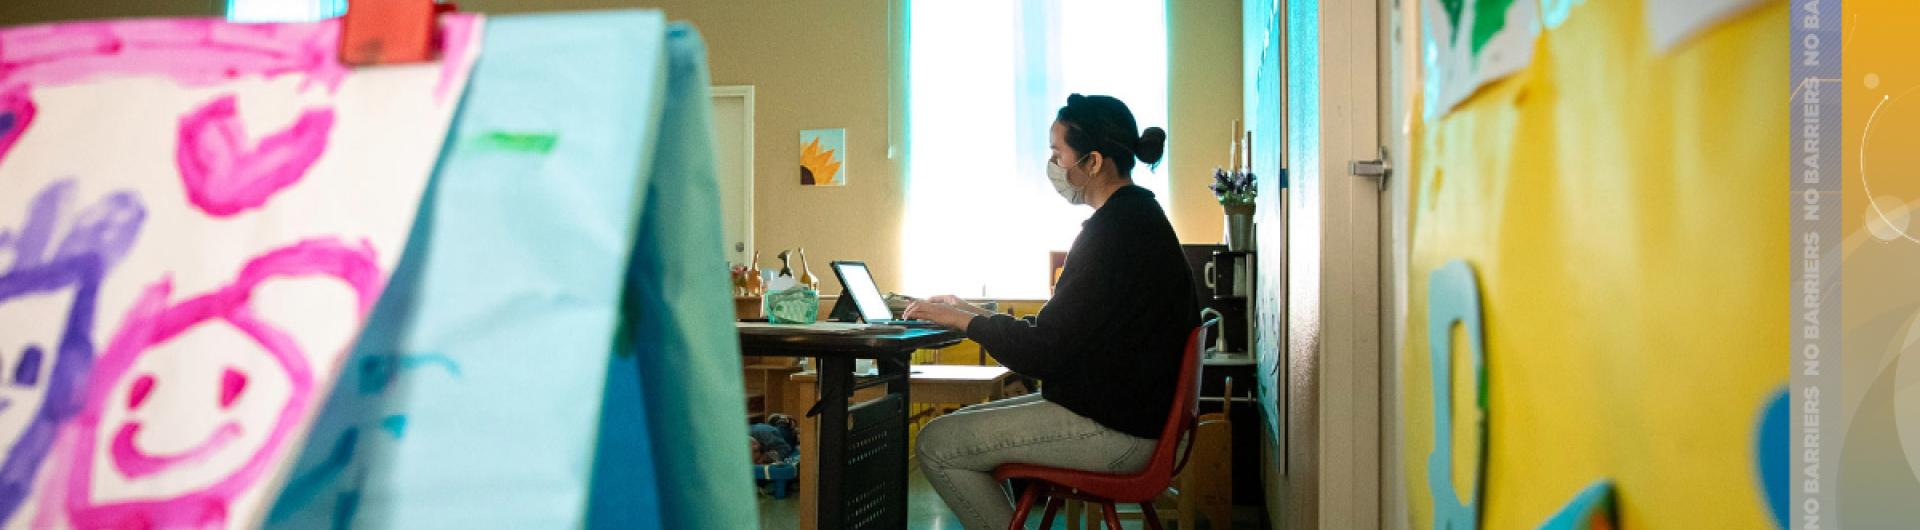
[{"xmin": 1401, "ymin": 0, "xmax": 1787, "ymax": 528}]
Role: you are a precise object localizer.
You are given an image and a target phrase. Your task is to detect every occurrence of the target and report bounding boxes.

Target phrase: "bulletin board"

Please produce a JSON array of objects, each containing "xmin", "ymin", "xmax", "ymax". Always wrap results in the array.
[{"xmin": 1400, "ymin": 0, "xmax": 1787, "ymax": 528}]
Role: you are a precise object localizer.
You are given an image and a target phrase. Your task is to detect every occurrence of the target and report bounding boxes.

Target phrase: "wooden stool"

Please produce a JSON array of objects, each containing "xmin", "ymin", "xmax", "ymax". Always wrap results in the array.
[{"xmin": 1176, "ymin": 377, "xmax": 1236, "ymax": 529}]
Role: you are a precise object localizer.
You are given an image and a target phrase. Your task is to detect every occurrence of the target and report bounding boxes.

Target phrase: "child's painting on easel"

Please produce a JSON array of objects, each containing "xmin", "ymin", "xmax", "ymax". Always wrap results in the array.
[{"xmin": 0, "ymin": 16, "xmax": 480, "ymax": 529}]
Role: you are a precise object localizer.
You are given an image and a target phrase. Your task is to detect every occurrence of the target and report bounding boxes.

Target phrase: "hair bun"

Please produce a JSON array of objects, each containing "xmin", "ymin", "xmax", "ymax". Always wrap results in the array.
[{"xmin": 1135, "ymin": 127, "xmax": 1167, "ymax": 167}]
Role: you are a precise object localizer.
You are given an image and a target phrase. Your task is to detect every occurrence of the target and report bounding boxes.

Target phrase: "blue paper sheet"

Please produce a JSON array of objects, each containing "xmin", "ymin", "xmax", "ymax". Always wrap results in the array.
[
  {"xmin": 268, "ymin": 11, "xmax": 751, "ymax": 529},
  {"xmin": 619, "ymin": 23, "xmax": 757, "ymax": 530}
]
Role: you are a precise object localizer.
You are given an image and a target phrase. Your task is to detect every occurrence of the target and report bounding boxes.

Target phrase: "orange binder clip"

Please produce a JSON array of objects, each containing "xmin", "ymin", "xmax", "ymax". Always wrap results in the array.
[{"xmin": 339, "ymin": 0, "xmax": 457, "ymax": 65}]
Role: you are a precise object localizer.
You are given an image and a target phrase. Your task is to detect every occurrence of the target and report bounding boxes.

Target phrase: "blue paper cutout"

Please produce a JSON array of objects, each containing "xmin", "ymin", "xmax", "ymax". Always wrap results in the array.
[
  {"xmin": 1427, "ymin": 259, "xmax": 1486, "ymax": 530},
  {"xmin": 1757, "ymin": 387, "xmax": 1788, "ymax": 528}
]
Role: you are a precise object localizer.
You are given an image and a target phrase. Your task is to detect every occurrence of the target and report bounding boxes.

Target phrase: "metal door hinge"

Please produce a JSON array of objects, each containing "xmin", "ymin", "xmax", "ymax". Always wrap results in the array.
[{"xmin": 1349, "ymin": 146, "xmax": 1391, "ymax": 190}]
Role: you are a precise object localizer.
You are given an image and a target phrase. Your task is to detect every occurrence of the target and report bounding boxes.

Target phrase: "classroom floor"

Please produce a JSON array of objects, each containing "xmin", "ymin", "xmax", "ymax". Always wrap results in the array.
[{"xmin": 754, "ymin": 467, "xmax": 1262, "ymax": 530}]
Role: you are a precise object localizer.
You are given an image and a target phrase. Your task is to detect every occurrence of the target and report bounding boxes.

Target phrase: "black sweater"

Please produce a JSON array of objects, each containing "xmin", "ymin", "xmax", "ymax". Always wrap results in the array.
[{"xmin": 965, "ymin": 186, "xmax": 1198, "ymax": 439}]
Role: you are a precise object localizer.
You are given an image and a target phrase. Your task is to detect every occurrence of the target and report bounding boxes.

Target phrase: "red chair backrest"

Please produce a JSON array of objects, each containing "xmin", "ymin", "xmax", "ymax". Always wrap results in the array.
[{"xmin": 1134, "ymin": 319, "xmax": 1215, "ymax": 485}]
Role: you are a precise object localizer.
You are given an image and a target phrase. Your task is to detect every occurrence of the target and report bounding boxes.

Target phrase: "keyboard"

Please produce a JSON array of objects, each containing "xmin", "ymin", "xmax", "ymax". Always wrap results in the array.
[{"xmin": 869, "ymin": 319, "xmax": 942, "ymax": 328}]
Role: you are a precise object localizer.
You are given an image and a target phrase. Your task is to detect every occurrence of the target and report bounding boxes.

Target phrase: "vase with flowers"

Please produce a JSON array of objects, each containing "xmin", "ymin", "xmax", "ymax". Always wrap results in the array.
[{"xmin": 1212, "ymin": 123, "xmax": 1258, "ymax": 251}]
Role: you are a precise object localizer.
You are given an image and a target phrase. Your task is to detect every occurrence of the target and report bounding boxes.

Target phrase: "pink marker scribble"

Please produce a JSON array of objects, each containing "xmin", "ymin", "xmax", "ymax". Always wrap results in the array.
[
  {"xmin": 0, "ymin": 19, "xmax": 348, "ymax": 94},
  {"xmin": 126, "ymin": 375, "xmax": 154, "ymax": 409},
  {"xmin": 61, "ymin": 238, "xmax": 381, "ymax": 530},
  {"xmin": 0, "ymin": 15, "xmax": 480, "ymax": 181},
  {"xmin": 219, "ymin": 367, "xmax": 247, "ymax": 408},
  {"xmin": 176, "ymin": 94, "xmax": 334, "ymax": 217},
  {"xmin": 433, "ymin": 16, "xmax": 479, "ymax": 101},
  {"xmin": 111, "ymin": 422, "xmax": 243, "ymax": 480},
  {"xmin": 0, "ymin": 15, "xmax": 481, "ymax": 99},
  {"xmin": 0, "ymin": 88, "xmax": 34, "ymax": 164}
]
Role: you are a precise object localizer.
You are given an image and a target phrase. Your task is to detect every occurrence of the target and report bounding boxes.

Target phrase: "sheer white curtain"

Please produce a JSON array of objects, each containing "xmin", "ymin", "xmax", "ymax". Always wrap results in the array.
[{"xmin": 905, "ymin": 0, "xmax": 1167, "ymax": 299}]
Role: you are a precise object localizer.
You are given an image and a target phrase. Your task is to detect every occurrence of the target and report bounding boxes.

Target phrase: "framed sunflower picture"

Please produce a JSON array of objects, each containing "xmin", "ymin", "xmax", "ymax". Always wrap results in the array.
[{"xmin": 800, "ymin": 128, "xmax": 846, "ymax": 186}]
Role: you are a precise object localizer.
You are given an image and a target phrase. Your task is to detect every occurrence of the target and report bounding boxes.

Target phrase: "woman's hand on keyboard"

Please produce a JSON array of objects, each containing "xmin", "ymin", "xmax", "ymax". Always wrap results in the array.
[
  {"xmin": 928, "ymin": 295, "xmax": 995, "ymax": 317},
  {"xmin": 904, "ymin": 300, "xmax": 976, "ymax": 332}
]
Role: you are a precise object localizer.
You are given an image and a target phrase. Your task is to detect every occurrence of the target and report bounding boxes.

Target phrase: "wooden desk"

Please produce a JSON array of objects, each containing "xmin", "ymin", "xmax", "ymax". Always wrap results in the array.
[
  {"xmin": 784, "ymin": 364, "xmax": 1018, "ymax": 530},
  {"xmin": 737, "ymin": 324, "xmax": 964, "ymax": 530},
  {"xmin": 790, "ymin": 364, "xmax": 1016, "ymax": 407}
]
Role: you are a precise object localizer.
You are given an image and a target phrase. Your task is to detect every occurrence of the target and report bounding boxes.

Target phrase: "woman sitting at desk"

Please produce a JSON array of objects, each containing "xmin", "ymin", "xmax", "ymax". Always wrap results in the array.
[{"xmin": 904, "ymin": 94, "xmax": 1198, "ymax": 529}]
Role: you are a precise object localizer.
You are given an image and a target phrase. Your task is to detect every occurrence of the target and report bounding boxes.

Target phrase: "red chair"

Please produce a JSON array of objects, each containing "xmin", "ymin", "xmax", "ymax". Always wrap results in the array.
[{"xmin": 992, "ymin": 319, "xmax": 1216, "ymax": 530}]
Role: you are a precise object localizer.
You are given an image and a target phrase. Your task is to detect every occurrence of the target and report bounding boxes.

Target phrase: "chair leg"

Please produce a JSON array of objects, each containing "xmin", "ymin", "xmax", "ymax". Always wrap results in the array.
[
  {"xmin": 1102, "ymin": 501, "xmax": 1123, "ymax": 530},
  {"xmin": 1140, "ymin": 502, "xmax": 1164, "ymax": 530},
  {"xmin": 1008, "ymin": 485, "xmax": 1041, "ymax": 530},
  {"xmin": 1039, "ymin": 496, "xmax": 1065, "ymax": 529},
  {"xmin": 1066, "ymin": 500, "xmax": 1083, "ymax": 530}
]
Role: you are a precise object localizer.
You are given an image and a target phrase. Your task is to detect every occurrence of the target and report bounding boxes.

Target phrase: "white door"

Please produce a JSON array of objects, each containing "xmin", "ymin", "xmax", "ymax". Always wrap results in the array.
[
  {"xmin": 1276, "ymin": 0, "xmax": 1387, "ymax": 527},
  {"xmin": 710, "ymin": 86, "xmax": 755, "ymax": 264}
]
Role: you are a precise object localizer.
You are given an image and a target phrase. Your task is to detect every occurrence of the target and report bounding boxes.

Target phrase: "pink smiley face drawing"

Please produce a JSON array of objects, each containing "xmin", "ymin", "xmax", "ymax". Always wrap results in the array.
[
  {"xmin": 61, "ymin": 239, "xmax": 380, "ymax": 530},
  {"xmin": 109, "ymin": 366, "xmax": 249, "ymax": 480}
]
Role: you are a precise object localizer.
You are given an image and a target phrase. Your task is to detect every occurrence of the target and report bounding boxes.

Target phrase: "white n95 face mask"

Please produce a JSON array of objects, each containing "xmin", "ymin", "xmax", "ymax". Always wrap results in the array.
[{"xmin": 1048, "ymin": 155, "xmax": 1089, "ymax": 206}]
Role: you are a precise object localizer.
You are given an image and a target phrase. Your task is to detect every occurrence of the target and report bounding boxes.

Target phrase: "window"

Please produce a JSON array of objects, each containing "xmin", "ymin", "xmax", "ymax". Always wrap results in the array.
[{"xmin": 905, "ymin": 0, "xmax": 1168, "ymax": 299}]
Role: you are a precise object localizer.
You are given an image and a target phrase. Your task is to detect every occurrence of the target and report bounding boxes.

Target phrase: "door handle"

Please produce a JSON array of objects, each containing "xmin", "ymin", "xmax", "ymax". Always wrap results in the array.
[{"xmin": 1349, "ymin": 146, "xmax": 1391, "ymax": 189}]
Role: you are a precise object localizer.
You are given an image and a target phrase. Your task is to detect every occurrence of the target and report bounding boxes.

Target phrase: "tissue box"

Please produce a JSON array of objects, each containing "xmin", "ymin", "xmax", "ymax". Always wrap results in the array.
[{"xmin": 764, "ymin": 287, "xmax": 819, "ymax": 324}]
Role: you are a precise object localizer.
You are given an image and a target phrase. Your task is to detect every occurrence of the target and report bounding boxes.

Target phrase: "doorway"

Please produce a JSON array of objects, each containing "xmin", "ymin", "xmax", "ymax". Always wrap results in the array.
[
  {"xmin": 1265, "ymin": 0, "xmax": 1392, "ymax": 527},
  {"xmin": 710, "ymin": 85, "xmax": 756, "ymax": 265}
]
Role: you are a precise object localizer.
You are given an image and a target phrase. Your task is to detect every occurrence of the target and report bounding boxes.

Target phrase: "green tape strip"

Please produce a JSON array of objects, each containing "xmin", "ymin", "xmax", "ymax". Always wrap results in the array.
[{"xmin": 471, "ymin": 131, "xmax": 558, "ymax": 153}]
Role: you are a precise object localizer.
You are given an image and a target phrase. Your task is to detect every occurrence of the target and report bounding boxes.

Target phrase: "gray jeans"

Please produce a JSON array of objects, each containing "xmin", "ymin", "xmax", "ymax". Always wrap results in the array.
[{"xmin": 915, "ymin": 393, "xmax": 1156, "ymax": 530}]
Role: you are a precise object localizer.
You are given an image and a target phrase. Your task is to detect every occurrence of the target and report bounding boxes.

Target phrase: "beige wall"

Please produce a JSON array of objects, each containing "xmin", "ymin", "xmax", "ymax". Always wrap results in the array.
[
  {"xmin": 1167, "ymin": 0, "xmax": 1241, "ymax": 246},
  {"xmin": 635, "ymin": 0, "xmax": 1242, "ymax": 295},
  {"xmin": 478, "ymin": 0, "xmax": 1240, "ymax": 295},
  {"xmin": 464, "ymin": 0, "xmax": 902, "ymax": 296},
  {"xmin": 1, "ymin": 0, "xmax": 1241, "ymax": 297},
  {"xmin": 645, "ymin": 0, "xmax": 901, "ymax": 296},
  {"xmin": 0, "ymin": 0, "xmax": 217, "ymax": 24}
]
